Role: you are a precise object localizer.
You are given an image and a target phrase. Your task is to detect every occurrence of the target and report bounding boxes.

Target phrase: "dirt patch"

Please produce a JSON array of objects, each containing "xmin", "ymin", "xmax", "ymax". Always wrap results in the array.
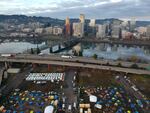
[
  {"xmin": 127, "ymin": 74, "xmax": 150, "ymax": 98},
  {"xmin": 78, "ymin": 69, "xmax": 120, "ymax": 87}
]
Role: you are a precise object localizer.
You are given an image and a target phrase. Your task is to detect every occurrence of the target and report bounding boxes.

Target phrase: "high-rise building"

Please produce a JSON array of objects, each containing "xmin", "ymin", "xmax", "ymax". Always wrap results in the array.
[
  {"xmin": 65, "ymin": 17, "xmax": 70, "ymax": 36},
  {"xmin": 89, "ymin": 19, "xmax": 96, "ymax": 27},
  {"xmin": 121, "ymin": 21, "xmax": 129, "ymax": 30},
  {"xmin": 129, "ymin": 20, "xmax": 136, "ymax": 32},
  {"xmin": 96, "ymin": 24, "xmax": 106, "ymax": 38},
  {"xmin": 73, "ymin": 22, "xmax": 84, "ymax": 38},
  {"xmin": 112, "ymin": 20, "xmax": 121, "ymax": 25},
  {"xmin": 79, "ymin": 14, "xmax": 85, "ymax": 37},
  {"xmin": 79, "ymin": 14, "xmax": 85, "ymax": 23},
  {"xmin": 65, "ymin": 17, "xmax": 70, "ymax": 25},
  {"xmin": 146, "ymin": 25, "xmax": 150, "ymax": 38},
  {"xmin": 111, "ymin": 25, "xmax": 122, "ymax": 39}
]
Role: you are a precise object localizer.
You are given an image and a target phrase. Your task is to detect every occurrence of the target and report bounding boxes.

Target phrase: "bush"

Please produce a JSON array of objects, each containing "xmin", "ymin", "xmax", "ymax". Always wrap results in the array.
[
  {"xmin": 93, "ymin": 54, "xmax": 98, "ymax": 59},
  {"xmin": 30, "ymin": 48, "xmax": 34, "ymax": 54},
  {"xmin": 131, "ymin": 63, "xmax": 139, "ymax": 69},
  {"xmin": 117, "ymin": 62, "xmax": 122, "ymax": 67},
  {"xmin": 79, "ymin": 51, "xmax": 83, "ymax": 56}
]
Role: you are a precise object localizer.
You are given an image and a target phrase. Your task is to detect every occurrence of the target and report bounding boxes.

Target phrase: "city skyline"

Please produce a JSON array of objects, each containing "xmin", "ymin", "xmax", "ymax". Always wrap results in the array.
[{"xmin": 0, "ymin": 0, "xmax": 150, "ymax": 21}]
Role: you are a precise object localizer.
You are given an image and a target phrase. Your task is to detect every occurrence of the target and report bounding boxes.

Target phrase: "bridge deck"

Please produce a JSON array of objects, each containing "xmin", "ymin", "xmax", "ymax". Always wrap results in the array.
[{"xmin": 0, "ymin": 55, "xmax": 150, "ymax": 75}]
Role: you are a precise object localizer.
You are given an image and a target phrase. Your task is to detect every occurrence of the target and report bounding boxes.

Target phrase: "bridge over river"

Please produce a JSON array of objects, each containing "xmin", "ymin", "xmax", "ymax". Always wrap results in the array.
[
  {"xmin": 24, "ymin": 38, "xmax": 79, "ymax": 54},
  {"xmin": 0, "ymin": 54, "xmax": 150, "ymax": 75}
]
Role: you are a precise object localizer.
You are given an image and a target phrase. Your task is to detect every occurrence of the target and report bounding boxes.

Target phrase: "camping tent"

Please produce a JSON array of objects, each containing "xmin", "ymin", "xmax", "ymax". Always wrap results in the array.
[
  {"xmin": 44, "ymin": 105, "xmax": 54, "ymax": 113},
  {"xmin": 89, "ymin": 95, "xmax": 97, "ymax": 102}
]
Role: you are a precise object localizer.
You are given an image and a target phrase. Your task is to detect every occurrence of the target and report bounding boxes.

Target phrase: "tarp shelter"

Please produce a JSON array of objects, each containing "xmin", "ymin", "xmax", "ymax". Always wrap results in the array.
[
  {"xmin": 44, "ymin": 105, "xmax": 54, "ymax": 113},
  {"xmin": 7, "ymin": 68, "xmax": 20, "ymax": 74},
  {"xmin": 89, "ymin": 95, "xmax": 97, "ymax": 102},
  {"xmin": 95, "ymin": 104, "xmax": 102, "ymax": 109}
]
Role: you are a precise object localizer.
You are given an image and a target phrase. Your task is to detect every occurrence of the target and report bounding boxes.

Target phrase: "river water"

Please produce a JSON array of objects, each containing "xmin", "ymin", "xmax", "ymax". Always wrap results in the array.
[
  {"xmin": 0, "ymin": 40, "xmax": 149, "ymax": 62},
  {"xmin": 0, "ymin": 41, "xmax": 45, "ymax": 53},
  {"xmin": 59, "ymin": 42, "xmax": 150, "ymax": 61}
]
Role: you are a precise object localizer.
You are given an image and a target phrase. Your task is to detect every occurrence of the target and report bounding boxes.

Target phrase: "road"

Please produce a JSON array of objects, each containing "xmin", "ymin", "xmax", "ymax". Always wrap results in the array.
[
  {"xmin": 6, "ymin": 54, "xmax": 150, "ymax": 68},
  {"xmin": 0, "ymin": 54, "xmax": 150, "ymax": 75},
  {"xmin": 63, "ymin": 70, "xmax": 77, "ymax": 113},
  {"xmin": 14, "ymin": 54, "xmax": 149, "ymax": 67},
  {"xmin": 0, "ymin": 66, "xmax": 30, "ymax": 95}
]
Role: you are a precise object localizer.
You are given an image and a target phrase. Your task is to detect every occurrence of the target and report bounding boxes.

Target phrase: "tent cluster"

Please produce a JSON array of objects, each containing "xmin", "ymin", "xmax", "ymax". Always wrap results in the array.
[
  {"xmin": 81, "ymin": 86, "xmax": 142, "ymax": 113},
  {"xmin": 26, "ymin": 73, "xmax": 65, "ymax": 82},
  {"xmin": 1, "ymin": 90, "xmax": 60, "ymax": 113}
]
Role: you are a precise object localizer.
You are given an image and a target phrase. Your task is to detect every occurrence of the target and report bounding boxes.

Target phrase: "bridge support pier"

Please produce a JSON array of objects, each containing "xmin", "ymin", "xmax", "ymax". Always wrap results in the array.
[
  {"xmin": 32, "ymin": 63, "xmax": 37, "ymax": 69},
  {"xmin": 49, "ymin": 47, "xmax": 53, "ymax": 53},
  {"xmin": 4, "ymin": 62, "xmax": 11, "ymax": 69},
  {"xmin": 58, "ymin": 44, "xmax": 61, "ymax": 50},
  {"xmin": 48, "ymin": 64, "xmax": 51, "ymax": 71},
  {"xmin": 5, "ymin": 62, "xmax": 8, "ymax": 69}
]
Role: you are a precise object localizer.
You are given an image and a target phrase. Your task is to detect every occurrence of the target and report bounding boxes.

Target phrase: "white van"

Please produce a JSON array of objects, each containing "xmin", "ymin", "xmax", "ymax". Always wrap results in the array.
[
  {"xmin": 61, "ymin": 55, "xmax": 72, "ymax": 58},
  {"xmin": 68, "ymin": 105, "xmax": 72, "ymax": 112}
]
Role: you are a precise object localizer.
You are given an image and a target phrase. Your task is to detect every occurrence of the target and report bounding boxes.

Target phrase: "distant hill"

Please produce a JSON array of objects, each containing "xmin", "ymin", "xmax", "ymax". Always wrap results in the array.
[
  {"xmin": 0, "ymin": 15, "xmax": 149, "ymax": 27},
  {"xmin": 0, "ymin": 15, "xmax": 65, "ymax": 26},
  {"xmin": 136, "ymin": 21, "xmax": 150, "ymax": 27}
]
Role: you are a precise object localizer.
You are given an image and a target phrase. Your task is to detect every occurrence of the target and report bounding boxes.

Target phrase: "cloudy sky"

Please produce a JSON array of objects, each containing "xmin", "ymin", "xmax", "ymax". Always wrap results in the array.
[{"xmin": 0, "ymin": 0, "xmax": 150, "ymax": 20}]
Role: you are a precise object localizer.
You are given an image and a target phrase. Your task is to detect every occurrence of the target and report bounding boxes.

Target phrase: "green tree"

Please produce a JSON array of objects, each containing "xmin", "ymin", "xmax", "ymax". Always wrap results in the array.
[
  {"xmin": 117, "ymin": 62, "xmax": 122, "ymax": 67},
  {"xmin": 30, "ymin": 48, "xmax": 34, "ymax": 54},
  {"xmin": 106, "ymin": 62, "xmax": 109, "ymax": 66},
  {"xmin": 36, "ymin": 47, "xmax": 41, "ymax": 54},
  {"xmin": 93, "ymin": 54, "xmax": 98, "ymax": 59},
  {"xmin": 79, "ymin": 51, "xmax": 83, "ymax": 56},
  {"xmin": 130, "ymin": 55, "xmax": 138, "ymax": 62},
  {"xmin": 73, "ymin": 50, "xmax": 78, "ymax": 56},
  {"xmin": 131, "ymin": 63, "xmax": 139, "ymax": 69}
]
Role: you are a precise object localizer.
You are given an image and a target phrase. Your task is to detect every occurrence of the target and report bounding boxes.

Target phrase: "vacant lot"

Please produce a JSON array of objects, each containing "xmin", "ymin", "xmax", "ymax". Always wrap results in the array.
[
  {"xmin": 78, "ymin": 69, "xmax": 119, "ymax": 87},
  {"xmin": 78, "ymin": 68, "xmax": 150, "ymax": 98},
  {"xmin": 128, "ymin": 74, "xmax": 150, "ymax": 98}
]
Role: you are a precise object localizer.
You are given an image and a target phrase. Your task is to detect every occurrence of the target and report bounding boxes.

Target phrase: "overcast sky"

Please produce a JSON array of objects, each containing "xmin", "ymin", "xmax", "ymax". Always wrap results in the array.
[{"xmin": 0, "ymin": 0, "xmax": 150, "ymax": 20}]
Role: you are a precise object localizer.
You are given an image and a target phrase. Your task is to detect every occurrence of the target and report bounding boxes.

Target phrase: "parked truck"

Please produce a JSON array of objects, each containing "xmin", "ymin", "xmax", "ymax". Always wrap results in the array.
[
  {"xmin": 1, "ymin": 54, "xmax": 15, "ymax": 57},
  {"xmin": 61, "ymin": 55, "xmax": 72, "ymax": 58}
]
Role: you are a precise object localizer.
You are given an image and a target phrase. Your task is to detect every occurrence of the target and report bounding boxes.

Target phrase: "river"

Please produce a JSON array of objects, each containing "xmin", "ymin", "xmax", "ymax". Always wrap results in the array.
[{"xmin": 0, "ymin": 40, "xmax": 149, "ymax": 62}]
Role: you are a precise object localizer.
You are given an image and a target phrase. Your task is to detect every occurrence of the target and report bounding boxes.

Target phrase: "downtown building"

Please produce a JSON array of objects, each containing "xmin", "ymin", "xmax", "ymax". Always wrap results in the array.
[
  {"xmin": 79, "ymin": 14, "xmax": 85, "ymax": 36},
  {"xmin": 121, "ymin": 30, "xmax": 133, "ymax": 39},
  {"xmin": 65, "ymin": 17, "xmax": 71, "ymax": 36},
  {"xmin": 35, "ymin": 28, "xmax": 44, "ymax": 34},
  {"xmin": 79, "ymin": 14, "xmax": 85, "ymax": 23},
  {"xmin": 89, "ymin": 19, "xmax": 97, "ymax": 36},
  {"xmin": 72, "ymin": 14, "xmax": 85, "ymax": 38},
  {"xmin": 44, "ymin": 27, "xmax": 53, "ymax": 34},
  {"xmin": 53, "ymin": 26, "xmax": 63, "ymax": 35},
  {"xmin": 111, "ymin": 25, "xmax": 122, "ymax": 39},
  {"xmin": 129, "ymin": 20, "xmax": 136, "ymax": 32},
  {"xmin": 96, "ymin": 24, "xmax": 107, "ymax": 38},
  {"xmin": 89, "ymin": 19, "xmax": 96, "ymax": 27},
  {"xmin": 73, "ymin": 22, "xmax": 84, "ymax": 38},
  {"xmin": 146, "ymin": 25, "xmax": 150, "ymax": 38}
]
